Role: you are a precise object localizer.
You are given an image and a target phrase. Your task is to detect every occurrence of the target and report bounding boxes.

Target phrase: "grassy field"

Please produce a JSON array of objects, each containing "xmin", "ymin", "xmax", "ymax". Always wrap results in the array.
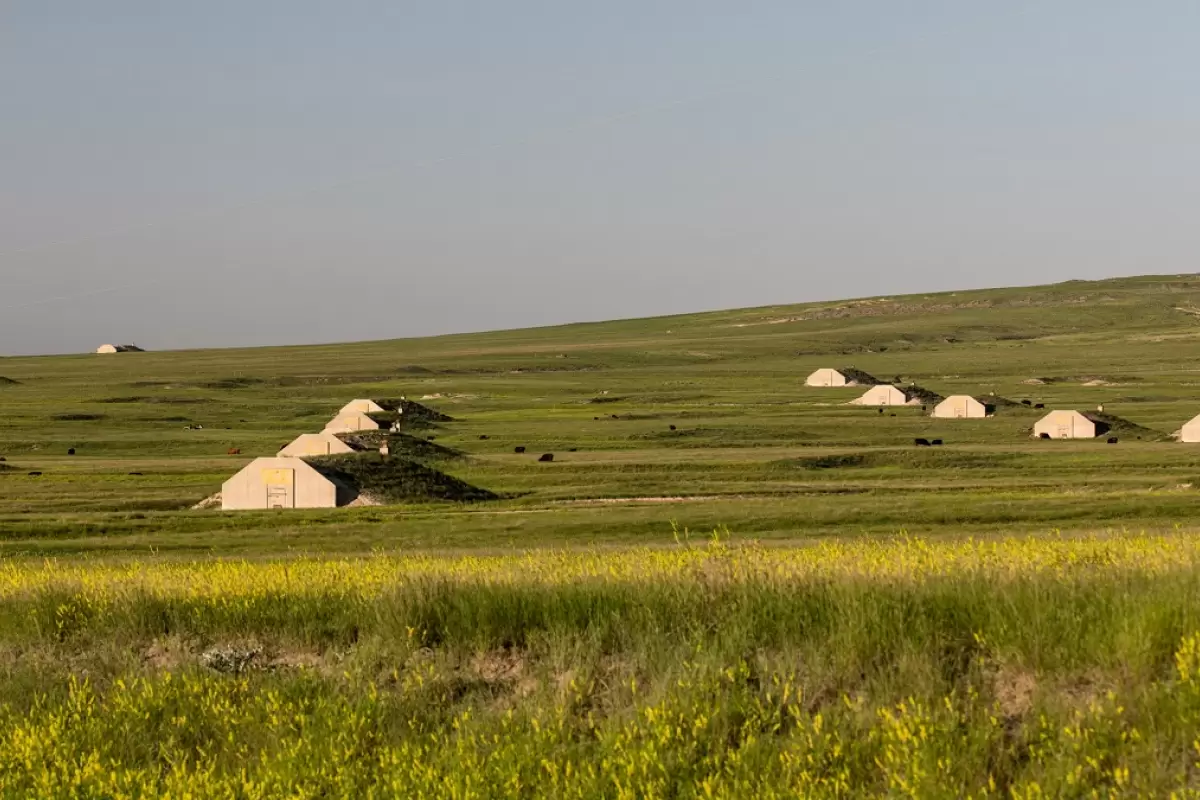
[
  {"xmin": 5, "ymin": 273, "xmax": 1200, "ymax": 555},
  {"xmin": 6, "ymin": 273, "xmax": 1200, "ymax": 794}
]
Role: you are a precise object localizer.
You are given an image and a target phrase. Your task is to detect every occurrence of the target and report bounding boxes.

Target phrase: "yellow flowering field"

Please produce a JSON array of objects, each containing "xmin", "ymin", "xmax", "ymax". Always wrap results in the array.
[{"xmin": 3, "ymin": 532, "xmax": 1200, "ymax": 797}]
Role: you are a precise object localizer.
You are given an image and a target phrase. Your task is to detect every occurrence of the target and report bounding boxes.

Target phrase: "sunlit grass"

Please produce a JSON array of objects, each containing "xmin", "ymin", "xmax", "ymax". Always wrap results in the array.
[{"xmin": 2, "ymin": 533, "xmax": 1200, "ymax": 795}]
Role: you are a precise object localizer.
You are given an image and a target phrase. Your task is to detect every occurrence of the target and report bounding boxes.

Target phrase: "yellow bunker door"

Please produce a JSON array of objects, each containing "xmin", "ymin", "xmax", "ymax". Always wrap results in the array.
[{"xmin": 262, "ymin": 467, "xmax": 295, "ymax": 509}]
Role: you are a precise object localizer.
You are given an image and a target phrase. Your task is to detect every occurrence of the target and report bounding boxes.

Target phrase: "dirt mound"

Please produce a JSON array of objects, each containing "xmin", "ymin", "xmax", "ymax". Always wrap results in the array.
[
  {"xmin": 0, "ymin": 377, "xmax": 19, "ymax": 386},
  {"xmin": 51, "ymin": 413, "xmax": 106, "ymax": 422},
  {"xmin": 336, "ymin": 431, "xmax": 463, "ymax": 461},
  {"xmin": 309, "ymin": 455, "xmax": 496, "ymax": 503}
]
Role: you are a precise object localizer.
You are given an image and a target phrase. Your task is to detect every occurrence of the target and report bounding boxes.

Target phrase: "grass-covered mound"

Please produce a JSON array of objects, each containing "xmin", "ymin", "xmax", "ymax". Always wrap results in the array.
[
  {"xmin": 839, "ymin": 367, "xmax": 880, "ymax": 385},
  {"xmin": 309, "ymin": 454, "xmax": 496, "ymax": 504},
  {"xmin": 377, "ymin": 399, "xmax": 455, "ymax": 424},
  {"xmin": 976, "ymin": 393, "xmax": 1024, "ymax": 409},
  {"xmin": 1086, "ymin": 411, "xmax": 1168, "ymax": 441},
  {"xmin": 0, "ymin": 377, "xmax": 19, "ymax": 386},
  {"xmin": 903, "ymin": 384, "xmax": 943, "ymax": 406},
  {"xmin": 336, "ymin": 431, "xmax": 463, "ymax": 461}
]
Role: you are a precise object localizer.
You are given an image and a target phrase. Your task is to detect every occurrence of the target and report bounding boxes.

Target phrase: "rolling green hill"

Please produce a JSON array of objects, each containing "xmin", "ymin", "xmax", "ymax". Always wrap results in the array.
[{"xmin": 4, "ymin": 272, "xmax": 1200, "ymax": 555}]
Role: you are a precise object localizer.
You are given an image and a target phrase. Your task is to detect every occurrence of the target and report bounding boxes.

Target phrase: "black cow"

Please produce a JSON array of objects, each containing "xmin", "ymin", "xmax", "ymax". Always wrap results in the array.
[
  {"xmin": 129, "ymin": 472, "xmax": 143, "ymax": 476},
  {"xmin": 914, "ymin": 438, "xmax": 930, "ymax": 447},
  {"xmin": 931, "ymin": 439, "xmax": 943, "ymax": 446},
  {"xmin": 1107, "ymin": 437, "xmax": 1119, "ymax": 444},
  {"xmin": 568, "ymin": 448, "xmax": 578, "ymax": 452},
  {"xmin": 538, "ymin": 453, "xmax": 554, "ymax": 462},
  {"xmin": 479, "ymin": 435, "xmax": 489, "ymax": 440},
  {"xmin": 1039, "ymin": 432, "xmax": 1051, "ymax": 439},
  {"xmin": 1021, "ymin": 400, "xmax": 1032, "ymax": 406},
  {"xmin": 1034, "ymin": 403, "xmax": 1045, "ymax": 409},
  {"xmin": 27, "ymin": 472, "xmax": 41, "ymax": 476},
  {"xmin": 878, "ymin": 408, "xmax": 885, "ymax": 415},
  {"xmin": 67, "ymin": 448, "xmax": 75, "ymax": 455},
  {"xmin": 669, "ymin": 425, "xmax": 677, "ymax": 431},
  {"xmin": 514, "ymin": 446, "xmax": 526, "ymax": 454}
]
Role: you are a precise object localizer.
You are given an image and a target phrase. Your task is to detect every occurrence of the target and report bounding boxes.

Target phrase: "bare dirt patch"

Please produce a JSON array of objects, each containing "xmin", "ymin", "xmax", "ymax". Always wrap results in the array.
[{"xmin": 993, "ymin": 665, "xmax": 1037, "ymax": 720}]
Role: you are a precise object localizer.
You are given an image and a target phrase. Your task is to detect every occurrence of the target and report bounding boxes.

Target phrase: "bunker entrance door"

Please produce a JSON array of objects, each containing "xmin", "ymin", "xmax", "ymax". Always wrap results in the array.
[
  {"xmin": 263, "ymin": 468, "xmax": 295, "ymax": 509},
  {"xmin": 266, "ymin": 486, "xmax": 292, "ymax": 509}
]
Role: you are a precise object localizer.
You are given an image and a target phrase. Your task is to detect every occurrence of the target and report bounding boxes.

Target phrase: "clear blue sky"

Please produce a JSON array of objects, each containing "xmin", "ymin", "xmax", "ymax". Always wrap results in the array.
[{"xmin": 3, "ymin": 2, "xmax": 1199, "ymax": 355}]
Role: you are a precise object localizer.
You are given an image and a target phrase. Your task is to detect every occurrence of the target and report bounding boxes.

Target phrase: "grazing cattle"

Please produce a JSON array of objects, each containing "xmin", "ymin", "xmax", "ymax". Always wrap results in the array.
[
  {"xmin": 67, "ymin": 448, "xmax": 75, "ymax": 455},
  {"xmin": 129, "ymin": 472, "xmax": 143, "ymax": 476},
  {"xmin": 538, "ymin": 453, "xmax": 554, "ymax": 462},
  {"xmin": 593, "ymin": 417, "xmax": 599, "ymax": 421},
  {"xmin": 889, "ymin": 413, "xmax": 897, "ymax": 417},
  {"xmin": 568, "ymin": 448, "xmax": 578, "ymax": 452},
  {"xmin": 610, "ymin": 414, "xmax": 619, "ymax": 419},
  {"xmin": 1034, "ymin": 403, "xmax": 1045, "ymax": 409},
  {"xmin": 1107, "ymin": 437, "xmax": 1119, "ymax": 444},
  {"xmin": 1039, "ymin": 432, "xmax": 1051, "ymax": 439},
  {"xmin": 514, "ymin": 446, "xmax": 526, "ymax": 454},
  {"xmin": 1021, "ymin": 400, "xmax": 1032, "ymax": 406},
  {"xmin": 479, "ymin": 435, "xmax": 489, "ymax": 440},
  {"xmin": 0, "ymin": 456, "xmax": 6, "ymax": 461},
  {"xmin": 227, "ymin": 448, "xmax": 241, "ymax": 455},
  {"xmin": 931, "ymin": 439, "xmax": 943, "ymax": 446},
  {"xmin": 914, "ymin": 438, "xmax": 930, "ymax": 447},
  {"xmin": 669, "ymin": 425, "xmax": 677, "ymax": 431},
  {"xmin": 878, "ymin": 408, "xmax": 885, "ymax": 415},
  {"xmin": 27, "ymin": 472, "xmax": 41, "ymax": 476}
]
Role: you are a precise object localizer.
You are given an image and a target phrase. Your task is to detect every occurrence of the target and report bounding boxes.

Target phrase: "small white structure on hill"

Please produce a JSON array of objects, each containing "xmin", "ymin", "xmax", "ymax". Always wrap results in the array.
[
  {"xmin": 339, "ymin": 399, "xmax": 386, "ymax": 415},
  {"xmin": 1178, "ymin": 414, "xmax": 1200, "ymax": 443},
  {"xmin": 805, "ymin": 368, "xmax": 849, "ymax": 387},
  {"xmin": 323, "ymin": 412, "xmax": 382, "ymax": 434},
  {"xmin": 931, "ymin": 395, "xmax": 992, "ymax": 419},
  {"xmin": 278, "ymin": 432, "xmax": 356, "ymax": 458},
  {"xmin": 850, "ymin": 385, "xmax": 908, "ymax": 406},
  {"xmin": 221, "ymin": 457, "xmax": 344, "ymax": 510},
  {"xmin": 96, "ymin": 344, "xmax": 118, "ymax": 354},
  {"xmin": 1033, "ymin": 410, "xmax": 1100, "ymax": 439}
]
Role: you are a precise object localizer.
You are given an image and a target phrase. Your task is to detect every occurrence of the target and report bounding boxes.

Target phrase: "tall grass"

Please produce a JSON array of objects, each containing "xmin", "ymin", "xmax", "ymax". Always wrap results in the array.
[{"xmin": 3, "ymin": 534, "xmax": 1200, "ymax": 795}]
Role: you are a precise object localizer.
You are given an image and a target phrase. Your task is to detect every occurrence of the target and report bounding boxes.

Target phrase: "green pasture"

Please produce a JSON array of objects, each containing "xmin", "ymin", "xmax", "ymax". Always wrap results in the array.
[{"xmin": 4, "ymin": 272, "xmax": 1200, "ymax": 556}]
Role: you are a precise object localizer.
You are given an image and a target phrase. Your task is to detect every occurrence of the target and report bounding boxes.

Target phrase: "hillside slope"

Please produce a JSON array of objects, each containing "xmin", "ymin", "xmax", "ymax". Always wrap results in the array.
[{"xmin": 5, "ymin": 272, "xmax": 1200, "ymax": 552}]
